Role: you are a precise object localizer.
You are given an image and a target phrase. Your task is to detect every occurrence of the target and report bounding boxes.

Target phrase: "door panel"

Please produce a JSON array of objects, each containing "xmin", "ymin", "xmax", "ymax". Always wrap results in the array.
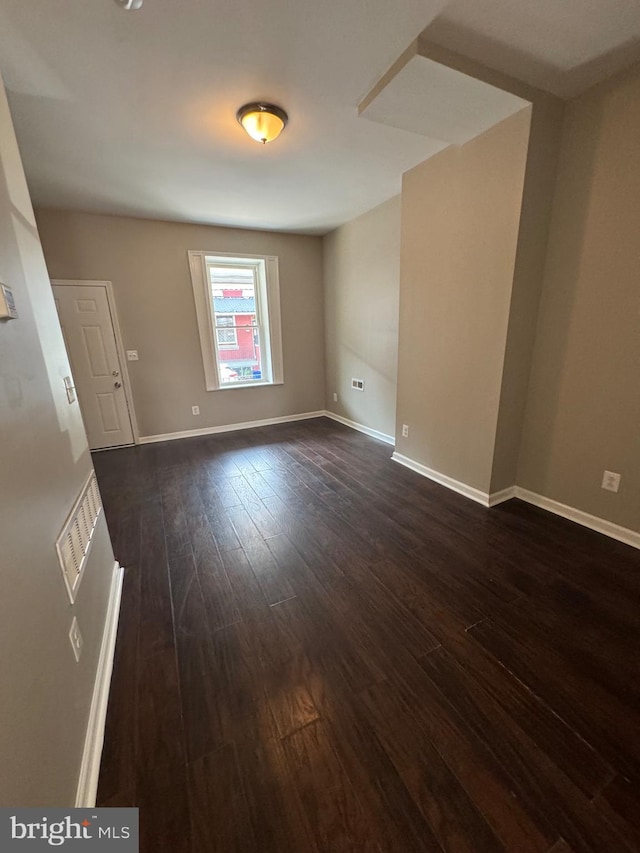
[
  {"xmin": 97, "ymin": 393, "xmax": 121, "ymax": 433},
  {"xmin": 82, "ymin": 325, "xmax": 110, "ymax": 376},
  {"xmin": 52, "ymin": 284, "xmax": 134, "ymax": 450}
]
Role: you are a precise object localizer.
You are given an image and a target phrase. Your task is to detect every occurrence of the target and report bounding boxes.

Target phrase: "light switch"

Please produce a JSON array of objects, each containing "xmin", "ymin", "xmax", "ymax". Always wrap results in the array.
[
  {"xmin": 126, "ymin": 350, "xmax": 139, "ymax": 361},
  {"xmin": 63, "ymin": 376, "xmax": 76, "ymax": 404},
  {"xmin": 0, "ymin": 282, "xmax": 18, "ymax": 320}
]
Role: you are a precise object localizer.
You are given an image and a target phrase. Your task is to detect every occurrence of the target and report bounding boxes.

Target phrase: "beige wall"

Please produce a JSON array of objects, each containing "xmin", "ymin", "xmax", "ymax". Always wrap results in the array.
[
  {"xmin": 323, "ymin": 196, "xmax": 400, "ymax": 438},
  {"xmin": 35, "ymin": 210, "xmax": 326, "ymax": 438},
  {"xmin": 489, "ymin": 94, "xmax": 565, "ymax": 491},
  {"xmin": 395, "ymin": 109, "xmax": 530, "ymax": 492},
  {"xmin": 518, "ymin": 63, "xmax": 640, "ymax": 531},
  {"xmin": 0, "ymin": 77, "xmax": 115, "ymax": 805},
  {"xmin": 415, "ymin": 38, "xmax": 566, "ymax": 495}
]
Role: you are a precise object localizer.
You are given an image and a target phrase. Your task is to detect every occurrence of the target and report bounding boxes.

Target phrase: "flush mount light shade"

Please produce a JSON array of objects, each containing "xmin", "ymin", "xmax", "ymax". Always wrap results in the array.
[
  {"xmin": 236, "ymin": 103, "xmax": 288, "ymax": 144},
  {"xmin": 114, "ymin": 0, "xmax": 143, "ymax": 9}
]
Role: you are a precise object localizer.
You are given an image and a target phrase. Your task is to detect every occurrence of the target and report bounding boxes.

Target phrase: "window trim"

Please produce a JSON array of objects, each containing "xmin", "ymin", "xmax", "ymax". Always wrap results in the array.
[{"xmin": 188, "ymin": 250, "xmax": 284, "ymax": 391}]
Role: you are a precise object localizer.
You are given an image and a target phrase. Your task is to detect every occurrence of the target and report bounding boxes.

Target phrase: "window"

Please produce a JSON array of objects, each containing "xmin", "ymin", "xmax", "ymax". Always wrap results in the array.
[
  {"xmin": 189, "ymin": 251, "xmax": 284, "ymax": 390},
  {"xmin": 215, "ymin": 314, "xmax": 238, "ymax": 348}
]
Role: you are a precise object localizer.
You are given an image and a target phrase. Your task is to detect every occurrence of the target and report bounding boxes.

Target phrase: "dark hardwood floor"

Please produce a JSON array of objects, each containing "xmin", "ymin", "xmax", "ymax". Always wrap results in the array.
[{"xmin": 92, "ymin": 417, "xmax": 640, "ymax": 852}]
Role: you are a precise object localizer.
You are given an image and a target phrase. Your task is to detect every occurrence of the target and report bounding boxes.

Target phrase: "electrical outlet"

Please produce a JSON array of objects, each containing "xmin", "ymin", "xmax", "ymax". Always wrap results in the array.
[
  {"xmin": 351, "ymin": 378, "xmax": 364, "ymax": 392},
  {"xmin": 192, "ymin": 405, "xmax": 200, "ymax": 416},
  {"xmin": 402, "ymin": 424, "xmax": 409, "ymax": 438},
  {"xmin": 333, "ymin": 392, "xmax": 338, "ymax": 402},
  {"xmin": 69, "ymin": 617, "xmax": 83, "ymax": 663},
  {"xmin": 601, "ymin": 470, "xmax": 620, "ymax": 492},
  {"xmin": 126, "ymin": 350, "xmax": 139, "ymax": 361}
]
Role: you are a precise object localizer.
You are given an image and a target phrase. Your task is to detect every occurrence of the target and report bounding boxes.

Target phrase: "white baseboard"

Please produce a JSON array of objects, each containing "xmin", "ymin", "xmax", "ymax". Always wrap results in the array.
[
  {"xmin": 389, "ymin": 451, "xmax": 640, "ymax": 550},
  {"xmin": 487, "ymin": 486, "xmax": 517, "ymax": 507},
  {"xmin": 138, "ymin": 411, "xmax": 325, "ymax": 444},
  {"xmin": 75, "ymin": 562, "xmax": 125, "ymax": 808},
  {"xmin": 514, "ymin": 487, "xmax": 640, "ymax": 550},
  {"xmin": 323, "ymin": 411, "xmax": 395, "ymax": 446},
  {"xmin": 391, "ymin": 452, "xmax": 492, "ymax": 506},
  {"xmin": 142, "ymin": 413, "xmax": 639, "ymax": 551}
]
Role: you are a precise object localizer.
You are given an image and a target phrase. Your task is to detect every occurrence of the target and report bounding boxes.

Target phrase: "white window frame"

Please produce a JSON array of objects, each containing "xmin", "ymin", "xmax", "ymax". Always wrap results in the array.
[{"xmin": 188, "ymin": 251, "xmax": 284, "ymax": 391}]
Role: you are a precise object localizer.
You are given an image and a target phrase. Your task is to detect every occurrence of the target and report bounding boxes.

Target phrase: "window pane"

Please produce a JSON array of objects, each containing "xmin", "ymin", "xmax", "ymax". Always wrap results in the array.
[
  {"xmin": 209, "ymin": 280, "xmax": 258, "ymax": 360},
  {"xmin": 214, "ymin": 314, "xmax": 237, "ymax": 347},
  {"xmin": 212, "ymin": 282, "xmax": 256, "ymax": 329},
  {"xmin": 210, "ymin": 266, "xmax": 257, "ymax": 330},
  {"xmin": 210, "ymin": 266, "xmax": 254, "ymax": 287},
  {"xmin": 218, "ymin": 328, "xmax": 264, "ymax": 384},
  {"xmin": 210, "ymin": 265, "xmax": 260, "ymax": 371}
]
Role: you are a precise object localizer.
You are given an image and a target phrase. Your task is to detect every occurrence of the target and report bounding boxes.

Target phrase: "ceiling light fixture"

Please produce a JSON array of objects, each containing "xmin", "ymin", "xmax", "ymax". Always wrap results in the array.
[
  {"xmin": 114, "ymin": 0, "xmax": 144, "ymax": 10},
  {"xmin": 236, "ymin": 103, "xmax": 288, "ymax": 144}
]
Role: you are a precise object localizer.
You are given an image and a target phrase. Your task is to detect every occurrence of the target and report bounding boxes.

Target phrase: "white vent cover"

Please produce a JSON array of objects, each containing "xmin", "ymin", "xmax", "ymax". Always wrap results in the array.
[{"xmin": 56, "ymin": 473, "xmax": 103, "ymax": 603}]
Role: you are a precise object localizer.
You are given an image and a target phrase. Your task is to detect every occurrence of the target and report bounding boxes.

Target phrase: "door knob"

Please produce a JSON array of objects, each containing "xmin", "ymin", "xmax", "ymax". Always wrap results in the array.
[
  {"xmin": 112, "ymin": 370, "xmax": 120, "ymax": 377},
  {"xmin": 114, "ymin": 381, "xmax": 122, "ymax": 388}
]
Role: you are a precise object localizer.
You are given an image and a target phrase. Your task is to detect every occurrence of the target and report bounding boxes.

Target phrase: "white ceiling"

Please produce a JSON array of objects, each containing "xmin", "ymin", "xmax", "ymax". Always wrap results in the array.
[
  {"xmin": 360, "ymin": 54, "xmax": 529, "ymax": 146},
  {"xmin": 0, "ymin": 0, "xmax": 639, "ymax": 234},
  {"xmin": 425, "ymin": 0, "xmax": 640, "ymax": 98}
]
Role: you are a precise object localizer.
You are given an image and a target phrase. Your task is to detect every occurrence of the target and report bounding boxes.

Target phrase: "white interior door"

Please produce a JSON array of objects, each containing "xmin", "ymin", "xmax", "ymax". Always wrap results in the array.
[{"xmin": 52, "ymin": 283, "xmax": 134, "ymax": 450}]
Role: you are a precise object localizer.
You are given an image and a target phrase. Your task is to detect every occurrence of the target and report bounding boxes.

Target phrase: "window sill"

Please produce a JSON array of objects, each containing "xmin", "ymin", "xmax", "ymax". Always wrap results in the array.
[{"xmin": 210, "ymin": 380, "xmax": 284, "ymax": 392}]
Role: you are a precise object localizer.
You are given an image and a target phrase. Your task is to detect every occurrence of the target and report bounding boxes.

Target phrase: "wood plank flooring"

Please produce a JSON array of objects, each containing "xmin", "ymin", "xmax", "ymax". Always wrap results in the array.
[{"xmin": 92, "ymin": 417, "xmax": 640, "ymax": 852}]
